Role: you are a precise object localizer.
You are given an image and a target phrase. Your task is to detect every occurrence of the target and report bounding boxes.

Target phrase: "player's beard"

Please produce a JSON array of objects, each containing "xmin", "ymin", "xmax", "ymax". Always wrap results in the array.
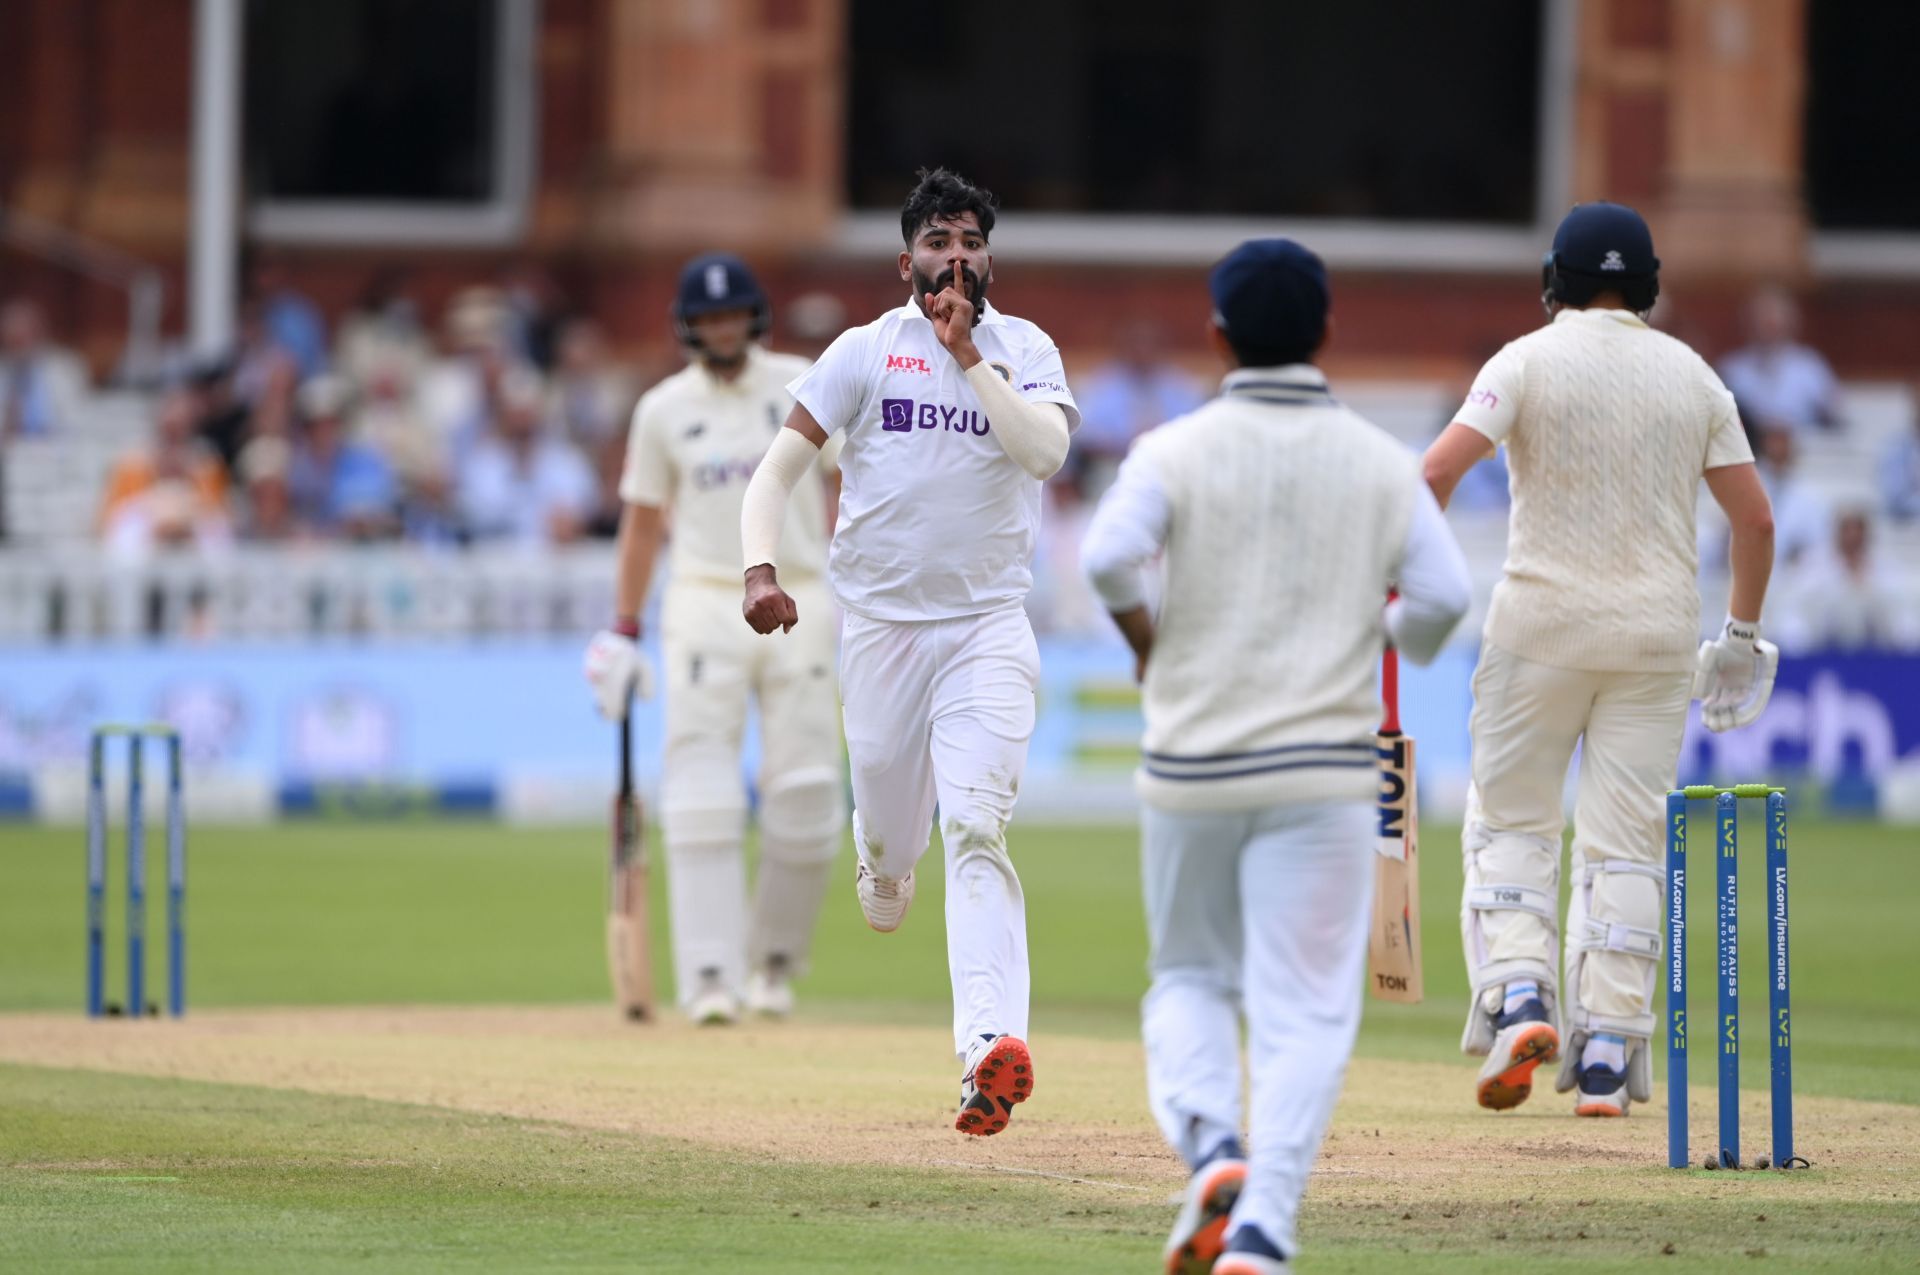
[{"xmin": 911, "ymin": 263, "xmax": 989, "ymax": 325}]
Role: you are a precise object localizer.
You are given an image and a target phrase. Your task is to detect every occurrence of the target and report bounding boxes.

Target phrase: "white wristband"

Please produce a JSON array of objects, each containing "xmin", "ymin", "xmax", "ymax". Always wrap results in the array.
[
  {"xmin": 1723, "ymin": 615, "xmax": 1761, "ymax": 647},
  {"xmin": 740, "ymin": 429, "xmax": 821, "ymax": 571}
]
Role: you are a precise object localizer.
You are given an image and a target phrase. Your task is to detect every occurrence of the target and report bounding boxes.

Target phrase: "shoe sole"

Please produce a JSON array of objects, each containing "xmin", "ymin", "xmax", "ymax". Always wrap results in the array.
[
  {"xmin": 1477, "ymin": 1022, "xmax": 1560, "ymax": 1111},
  {"xmin": 955, "ymin": 1036, "xmax": 1035, "ymax": 1137},
  {"xmin": 1575, "ymin": 1099, "xmax": 1626, "ymax": 1117},
  {"xmin": 1165, "ymin": 1162, "xmax": 1247, "ymax": 1275}
]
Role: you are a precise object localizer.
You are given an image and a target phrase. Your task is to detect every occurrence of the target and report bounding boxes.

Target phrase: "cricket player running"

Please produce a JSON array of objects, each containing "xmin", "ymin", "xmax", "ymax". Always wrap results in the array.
[
  {"xmin": 738, "ymin": 168, "xmax": 1078, "ymax": 1136},
  {"xmin": 1423, "ymin": 203, "xmax": 1779, "ymax": 1120},
  {"xmin": 1082, "ymin": 239, "xmax": 1472, "ymax": 1274},
  {"xmin": 584, "ymin": 252, "xmax": 844, "ymax": 1024}
]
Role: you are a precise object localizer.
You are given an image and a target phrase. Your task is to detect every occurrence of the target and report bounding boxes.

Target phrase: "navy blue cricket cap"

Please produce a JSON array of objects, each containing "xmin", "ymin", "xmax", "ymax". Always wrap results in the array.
[
  {"xmin": 1209, "ymin": 238, "xmax": 1330, "ymax": 361},
  {"xmin": 1550, "ymin": 201, "xmax": 1659, "ymax": 278}
]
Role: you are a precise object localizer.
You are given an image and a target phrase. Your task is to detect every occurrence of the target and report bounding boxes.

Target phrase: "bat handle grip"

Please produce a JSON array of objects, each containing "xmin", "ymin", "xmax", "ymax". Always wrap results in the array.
[{"xmin": 1381, "ymin": 638, "xmax": 1401, "ymax": 736}]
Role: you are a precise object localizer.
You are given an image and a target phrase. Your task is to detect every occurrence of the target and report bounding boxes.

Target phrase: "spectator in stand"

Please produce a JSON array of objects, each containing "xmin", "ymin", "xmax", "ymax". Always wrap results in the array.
[
  {"xmin": 287, "ymin": 376, "xmax": 400, "ymax": 541},
  {"xmin": 420, "ymin": 286, "xmax": 522, "ymax": 457},
  {"xmin": 1755, "ymin": 422, "xmax": 1830, "ymax": 567},
  {"xmin": 1780, "ymin": 509, "xmax": 1915, "ymax": 651},
  {"xmin": 456, "ymin": 371, "xmax": 596, "ymax": 547},
  {"xmin": 98, "ymin": 390, "xmax": 231, "ymax": 559},
  {"xmin": 550, "ymin": 318, "xmax": 635, "ymax": 451},
  {"xmin": 1717, "ymin": 286, "xmax": 1841, "ymax": 435},
  {"xmin": 501, "ymin": 261, "xmax": 568, "ymax": 372},
  {"xmin": 236, "ymin": 435, "xmax": 297, "ymax": 542},
  {"xmin": 1072, "ymin": 318, "xmax": 1206, "ymax": 495},
  {"xmin": 1881, "ymin": 386, "xmax": 1920, "ymax": 523},
  {"xmin": 187, "ymin": 355, "xmax": 254, "ymax": 472},
  {"xmin": 0, "ymin": 298, "xmax": 89, "ymax": 441},
  {"xmin": 351, "ymin": 352, "xmax": 453, "ymax": 544},
  {"xmin": 337, "ymin": 267, "xmax": 432, "ymax": 391},
  {"xmin": 244, "ymin": 251, "xmax": 330, "ymax": 380},
  {"xmin": 549, "ymin": 318, "xmax": 635, "ymax": 538}
]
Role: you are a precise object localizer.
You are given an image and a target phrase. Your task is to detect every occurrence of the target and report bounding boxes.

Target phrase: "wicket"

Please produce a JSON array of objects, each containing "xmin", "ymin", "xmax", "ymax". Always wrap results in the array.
[
  {"xmin": 86, "ymin": 723, "xmax": 186, "ymax": 1018},
  {"xmin": 1666, "ymin": 783, "xmax": 1799, "ymax": 1170}
]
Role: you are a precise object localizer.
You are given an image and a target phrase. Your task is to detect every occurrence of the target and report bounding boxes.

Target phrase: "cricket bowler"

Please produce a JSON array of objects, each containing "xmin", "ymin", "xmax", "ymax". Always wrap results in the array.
[
  {"xmin": 738, "ymin": 168, "xmax": 1078, "ymax": 1136},
  {"xmin": 584, "ymin": 252, "xmax": 845, "ymax": 1025},
  {"xmin": 1081, "ymin": 238, "xmax": 1472, "ymax": 1274},
  {"xmin": 1423, "ymin": 202, "xmax": 1780, "ymax": 1119}
]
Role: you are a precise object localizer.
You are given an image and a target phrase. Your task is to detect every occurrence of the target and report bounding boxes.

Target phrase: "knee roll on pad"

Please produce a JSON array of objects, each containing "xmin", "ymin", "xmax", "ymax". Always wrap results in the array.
[
  {"xmin": 1460, "ymin": 827, "xmax": 1562, "ymax": 1056},
  {"xmin": 662, "ymin": 800, "xmax": 747, "ymax": 848},
  {"xmin": 759, "ymin": 765, "xmax": 844, "ymax": 861},
  {"xmin": 1555, "ymin": 856, "xmax": 1663, "ymax": 1101}
]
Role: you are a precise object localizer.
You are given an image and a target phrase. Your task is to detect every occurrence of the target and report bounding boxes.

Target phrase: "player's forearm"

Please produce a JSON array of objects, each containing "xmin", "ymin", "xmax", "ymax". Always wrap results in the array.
[
  {"xmin": 1080, "ymin": 457, "xmax": 1170, "ymax": 612},
  {"xmin": 963, "ymin": 363, "xmax": 1070, "ymax": 480},
  {"xmin": 1385, "ymin": 481, "xmax": 1473, "ymax": 665},
  {"xmin": 1726, "ymin": 520, "xmax": 1774, "ymax": 624},
  {"xmin": 1108, "ymin": 606, "xmax": 1154, "ymax": 665},
  {"xmin": 614, "ymin": 503, "xmax": 664, "ymax": 624},
  {"xmin": 1705, "ymin": 462, "xmax": 1775, "ymax": 624},
  {"xmin": 740, "ymin": 427, "xmax": 822, "ymax": 571}
]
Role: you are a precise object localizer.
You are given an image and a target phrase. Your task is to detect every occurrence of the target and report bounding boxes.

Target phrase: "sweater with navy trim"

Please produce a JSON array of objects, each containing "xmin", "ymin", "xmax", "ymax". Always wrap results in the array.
[{"xmin": 1131, "ymin": 366, "xmax": 1416, "ymax": 812}]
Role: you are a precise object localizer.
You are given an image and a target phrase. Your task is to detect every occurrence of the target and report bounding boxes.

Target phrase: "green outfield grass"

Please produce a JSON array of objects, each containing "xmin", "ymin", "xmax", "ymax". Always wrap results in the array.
[
  {"xmin": 4, "ymin": 814, "xmax": 1918, "ymax": 1271},
  {"xmin": 4, "ymin": 814, "xmax": 1916, "ymax": 1102}
]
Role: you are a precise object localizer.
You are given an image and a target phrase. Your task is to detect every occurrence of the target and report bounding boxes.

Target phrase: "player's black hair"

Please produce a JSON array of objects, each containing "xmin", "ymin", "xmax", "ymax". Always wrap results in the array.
[
  {"xmin": 1221, "ymin": 331, "xmax": 1324, "ymax": 369},
  {"xmin": 900, "ymin": 168, "xmax": 997, "ymax": 244}
]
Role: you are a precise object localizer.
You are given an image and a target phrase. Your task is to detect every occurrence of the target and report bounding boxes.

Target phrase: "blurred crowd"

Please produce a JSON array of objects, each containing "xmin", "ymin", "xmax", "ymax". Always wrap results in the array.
[{"xmin": 3, "ymin": 266, "xmax": 1918, "ymax": 652}]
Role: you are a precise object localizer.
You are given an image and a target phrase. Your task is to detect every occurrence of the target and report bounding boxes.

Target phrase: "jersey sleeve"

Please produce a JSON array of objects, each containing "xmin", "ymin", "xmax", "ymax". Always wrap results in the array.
[
  {"xmin": 786, "ymin": 327, "xmax": 869, "ymax": 436},
  {"xmin": 617, "ymin": 390, "xmax": 672, "ymax": 507},
  {"xmin": 1452, "ymin": 342, "xmax": 1526, "ymax": 446},
  {"xmin": 1699, "ymin": 364, "xmax": 1755, "ymax": 470},
  {"xmin": 1016, "ymin": 328, "xmax": 1081, "ymax": 432}
]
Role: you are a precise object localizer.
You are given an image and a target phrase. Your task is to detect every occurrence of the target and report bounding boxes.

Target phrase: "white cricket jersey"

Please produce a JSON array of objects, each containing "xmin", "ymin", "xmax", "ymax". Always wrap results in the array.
[
  {"xmin": 1454, "ymin": 308, "xmax": 1754, "ymax": 672},
  {"xmin": 786, "ymin": 298, "xmax": 1079, "ymax": 621},
  {"xmin": 1079, "ymin": 367, "xmax": 1471, "ymax": 812},
  {"xmin": 620, "ymin": 346, "xmax": 839, "ymax": 586}
]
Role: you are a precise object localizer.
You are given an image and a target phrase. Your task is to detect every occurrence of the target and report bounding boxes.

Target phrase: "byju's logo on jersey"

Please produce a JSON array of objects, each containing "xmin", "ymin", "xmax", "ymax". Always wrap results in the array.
[
  {"xmin": 885, "ymin": 354, "xmax": 934, "ymax": 375},
  {"xmin": 879, "ymin": 397, "xmax": 991, "ymax": 436}
]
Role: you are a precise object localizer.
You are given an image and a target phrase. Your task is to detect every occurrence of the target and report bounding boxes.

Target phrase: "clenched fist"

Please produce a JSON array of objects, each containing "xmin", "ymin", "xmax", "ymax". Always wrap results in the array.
[{"xmin": 743, "ymin": 563, "xmax": 799, "ymax": 634}]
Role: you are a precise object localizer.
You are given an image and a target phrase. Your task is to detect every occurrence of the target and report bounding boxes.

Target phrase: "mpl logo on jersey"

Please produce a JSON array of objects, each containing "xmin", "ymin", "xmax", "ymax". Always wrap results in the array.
[
  {"xmin": 885, "ymin": 354, "xmax": 934, "ymax": 375},
  {"xmin": 880, "ymin": 397, "xmax": 991, "ymax": 436}
]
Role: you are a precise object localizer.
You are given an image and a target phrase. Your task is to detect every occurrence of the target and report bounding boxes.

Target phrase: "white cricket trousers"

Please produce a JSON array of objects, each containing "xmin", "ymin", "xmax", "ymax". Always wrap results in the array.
[
  {"xmin": 1141, "ymin": 798, "xmax": 1375, "ymax": 1257},
  {"xmin": 660, "ymin": 578, "xmax": 843, "ymax": 1007},
  {"xmin": 1464, "ymin": 641, "xmax": 1692, "ymax": 1030},
  {"xmin": 839, "ymin": 605, "xmax": 1039, "ymax": 1056}
]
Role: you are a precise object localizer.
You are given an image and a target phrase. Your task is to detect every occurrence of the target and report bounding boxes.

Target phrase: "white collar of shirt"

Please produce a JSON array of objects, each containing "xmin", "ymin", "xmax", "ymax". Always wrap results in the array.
[
  {"xmin": 895, "ymin": 297, "xmax": 1007, "ymax": 328},
  {"xmin": 1553, "ymin": 307, "xmax": 1648, "ymax": 330},
  {"xmin": 1219, "ymin": 364, "xmax": 1332, "ymax": 406}
]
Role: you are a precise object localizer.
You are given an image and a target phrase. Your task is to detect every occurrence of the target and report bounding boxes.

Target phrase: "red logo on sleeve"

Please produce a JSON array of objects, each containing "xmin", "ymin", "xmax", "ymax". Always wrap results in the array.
[
  {"xmin": 1466, "ymin": 387, "xmax": 1499, "ymax": 410},
  {"xmin": 885, "ymin": 354, "xmax": 933, "ymax": 375}
]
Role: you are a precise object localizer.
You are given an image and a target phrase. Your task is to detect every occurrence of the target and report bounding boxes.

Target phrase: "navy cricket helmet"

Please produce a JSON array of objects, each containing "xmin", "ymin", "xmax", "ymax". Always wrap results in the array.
[
  {"xmin": 1541, "ymin": 202, "xmax": 1660, "ymax": 314},
  {"xmin": 670, "ymin": 252, "xmax": 771, "ymax": 346}
]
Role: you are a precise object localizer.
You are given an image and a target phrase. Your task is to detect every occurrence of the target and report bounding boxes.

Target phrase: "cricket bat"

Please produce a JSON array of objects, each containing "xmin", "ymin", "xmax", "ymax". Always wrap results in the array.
[
  {"xmin": 608, "ymin": 711, "xmax": 655, "ymax": 1020},
  {"xmin": 1369, "ymin": 644, "xmax": 1424, "ymax": 1003}
]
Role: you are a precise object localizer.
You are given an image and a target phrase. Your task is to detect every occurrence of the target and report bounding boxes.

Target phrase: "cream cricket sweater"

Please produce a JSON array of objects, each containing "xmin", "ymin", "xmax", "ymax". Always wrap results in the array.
[
  {"xmin": 1082, "ymin": 369, "xmax": 1456, "ymax": 812},
  {"xmin": 1454, "ymin": 309, "xmax": 1754, "ymax": 673}
]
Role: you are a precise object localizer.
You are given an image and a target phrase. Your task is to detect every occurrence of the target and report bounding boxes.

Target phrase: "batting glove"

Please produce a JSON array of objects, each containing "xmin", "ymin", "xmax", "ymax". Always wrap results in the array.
[
  {"xmin": 1691, "ymin": 617, "xmax": 1779, "ymax": 733},
  {"xmin": 583, "ymin": 629, "xmax": 654, "ymax": 721}
]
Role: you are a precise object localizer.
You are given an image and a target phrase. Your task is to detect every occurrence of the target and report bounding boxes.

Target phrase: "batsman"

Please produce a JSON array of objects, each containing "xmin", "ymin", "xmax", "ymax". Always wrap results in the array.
[
  {"xmin": 584, "ymin": 253, "xmax": 845, "ymax": 1024},
  {"xmin": 1423, "ymin": 203, "xmax": 1779, "ymax": 1118}
]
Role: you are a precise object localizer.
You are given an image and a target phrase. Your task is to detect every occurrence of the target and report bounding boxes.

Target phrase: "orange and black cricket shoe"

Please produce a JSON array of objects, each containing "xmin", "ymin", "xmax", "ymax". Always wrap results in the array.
[
  {"xmin": 1476, "ymin": 1002, "xmax": 1560, "ymax": 1111},
  {"xmin": 955, "ymin": 1034, "xmax": 1035, "ymax": 1136}
]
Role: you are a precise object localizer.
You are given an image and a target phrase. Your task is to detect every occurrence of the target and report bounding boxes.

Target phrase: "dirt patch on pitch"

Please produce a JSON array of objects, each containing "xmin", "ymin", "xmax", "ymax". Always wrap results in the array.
[{"xmin": 3, "ymin": 1005, "xmax": 1917, "ymax": 1208}]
